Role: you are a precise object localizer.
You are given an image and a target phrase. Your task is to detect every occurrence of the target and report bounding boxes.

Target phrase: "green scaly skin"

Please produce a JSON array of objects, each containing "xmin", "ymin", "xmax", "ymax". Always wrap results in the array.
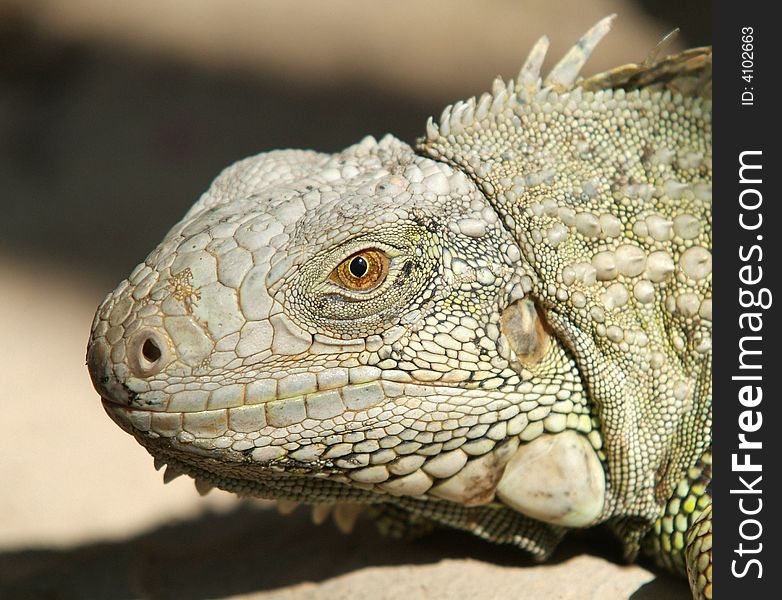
[{"xmin": 87, "ymin": 17, "xmax": 712, "ymax": 599}]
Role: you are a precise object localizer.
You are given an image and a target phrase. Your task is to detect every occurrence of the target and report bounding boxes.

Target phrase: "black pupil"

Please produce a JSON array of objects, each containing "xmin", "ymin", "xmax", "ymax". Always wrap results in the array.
[{"xmin": 349, "ymin": 256, "xmax": 369, "ymax": 278}]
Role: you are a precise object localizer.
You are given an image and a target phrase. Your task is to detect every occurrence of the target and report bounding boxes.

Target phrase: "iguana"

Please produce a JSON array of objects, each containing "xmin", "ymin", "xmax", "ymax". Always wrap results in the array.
[{"xmin": 86, "ymin": 16, "xmax": 712, "ymax": 599}]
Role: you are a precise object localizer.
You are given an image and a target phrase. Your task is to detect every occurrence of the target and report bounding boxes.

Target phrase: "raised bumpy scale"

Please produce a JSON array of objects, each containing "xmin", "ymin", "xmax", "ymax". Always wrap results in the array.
[{"xmin": 86, "ymin": 16, "xmax": 712, "ymax": 600}]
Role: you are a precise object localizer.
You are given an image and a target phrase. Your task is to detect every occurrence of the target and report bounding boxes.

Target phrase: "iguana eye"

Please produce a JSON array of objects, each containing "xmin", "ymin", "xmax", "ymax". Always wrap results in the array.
[{"xmin": 330, "ymin": 249, "xmax": 389, "ymax": 292}]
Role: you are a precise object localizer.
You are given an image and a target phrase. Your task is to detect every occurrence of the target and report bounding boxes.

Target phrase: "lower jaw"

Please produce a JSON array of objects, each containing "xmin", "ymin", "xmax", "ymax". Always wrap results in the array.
[
  {"xmin": 131, "ymin": 431, "xmax": 564, "ymax": 560},
  {"xmin": 103, "ymin": 399, "xmax": 397, "ymax": 505},
  {"xmin": 104, "ymin": 400, "xmax": 568, "ymax": 559},
  {"xmin": 103, "ymin": 401, "xmax": 604, "ymax": 533},
  {"xmin": 131, "ymin": 430, "xmax": 385, "ymax": 504}
]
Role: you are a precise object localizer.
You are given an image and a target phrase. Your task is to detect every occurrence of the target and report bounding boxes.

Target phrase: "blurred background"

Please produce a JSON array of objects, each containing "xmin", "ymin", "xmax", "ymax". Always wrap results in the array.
[{"xmin": 0, "ymin": 1, "xmax": 709, "ymax": 598}]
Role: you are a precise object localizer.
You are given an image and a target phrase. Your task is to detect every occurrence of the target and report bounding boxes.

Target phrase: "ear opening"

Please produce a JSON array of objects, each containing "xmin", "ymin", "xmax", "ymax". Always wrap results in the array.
[{"xmin": 500, "ymin": 297, "xmax": 551, "ymax": 368}]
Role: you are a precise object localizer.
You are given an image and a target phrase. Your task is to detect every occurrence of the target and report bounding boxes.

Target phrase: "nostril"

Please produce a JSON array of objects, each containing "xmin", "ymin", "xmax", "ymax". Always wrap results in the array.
[
  {"xmin": 128, "ymin": 329, "xmax": 168, "ymax": 377},
  {"xmin": 142, "ymin": 338, "xmax": 162, "ymax": 364}
]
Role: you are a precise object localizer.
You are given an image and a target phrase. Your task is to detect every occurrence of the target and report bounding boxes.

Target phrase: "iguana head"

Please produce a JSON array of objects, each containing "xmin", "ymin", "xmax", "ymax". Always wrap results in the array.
[
  {"xmin": 86, "ymin": 17, "xmax": 712, "ymax": 562},
  {"xmin": 87, "ymin": 132, "xmax": 605, "ymax": 530}
]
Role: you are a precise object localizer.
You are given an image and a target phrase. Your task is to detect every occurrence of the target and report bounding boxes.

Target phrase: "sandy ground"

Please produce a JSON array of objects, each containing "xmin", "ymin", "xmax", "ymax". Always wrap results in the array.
[{"xmin": 0, "ymin": 2, "xmax": 707, "ymax": 597}]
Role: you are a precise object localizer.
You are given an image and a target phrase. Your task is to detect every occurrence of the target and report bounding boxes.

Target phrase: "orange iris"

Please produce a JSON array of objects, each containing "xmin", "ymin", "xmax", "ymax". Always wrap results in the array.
[{"xmin": 330, "ymin": 249, "xmax": 389, "ymax": 291}]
